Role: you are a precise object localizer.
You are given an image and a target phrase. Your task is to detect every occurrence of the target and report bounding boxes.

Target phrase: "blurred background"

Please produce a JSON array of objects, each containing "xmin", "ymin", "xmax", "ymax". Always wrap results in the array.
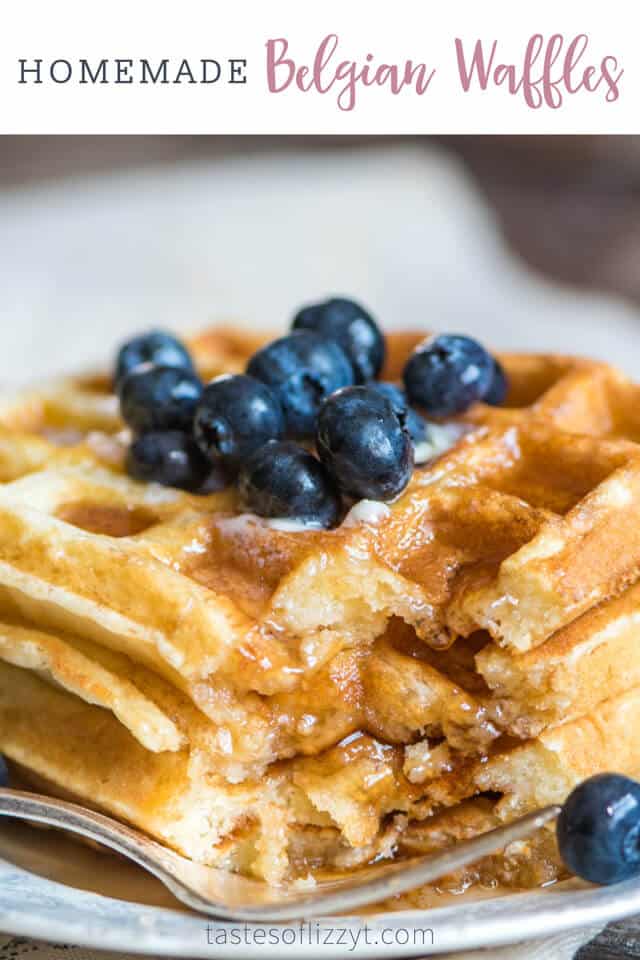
[{"xmin": 2, "ymin": 135, "xmax": 640, "ymax": 383}]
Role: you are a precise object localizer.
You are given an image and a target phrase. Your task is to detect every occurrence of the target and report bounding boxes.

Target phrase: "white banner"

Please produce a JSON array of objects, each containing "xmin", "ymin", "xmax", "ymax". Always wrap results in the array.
[{"xmin": 0, "ymin": 0, "xmax": 637, "ymax": 133}]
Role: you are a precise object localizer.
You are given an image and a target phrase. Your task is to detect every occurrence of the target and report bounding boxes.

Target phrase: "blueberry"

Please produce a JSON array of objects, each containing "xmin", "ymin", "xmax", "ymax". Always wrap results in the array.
[
  {"xmin": 403, "ymin": 334, "xmax": 494, "ymax": 417},
  {"xmin": 119, "ymin": 364, "xmax": 203, "ymax": 434},
  {"xmin": 0, "ymin": 755, "xmax": 8, "ymax": 787},
  {"xmin": 484, "ymin": 358, "xmax": 509, "ymax": 406},
  {"xmin": 316, "ymin": 386, "xmax": 413, "ymax": 501},
  {"xmin": 247, "ymin": 331, "xmax": 354, "ymax": 437},
  {"xmin": 557, "ymin": 773, "xmax": 640, "ymax": 884},
  {"xmin": 238, "ymin": 441, "xmax": 340, "ymax": 528},
  {"xmin": 368, "ymin": 382, "xmax": 427, "ymax": 445},
  {"xmin": 292, "ymin": 297, "xmax": 385, "ymax": 383},
  {"xmin": 115, "ymin": 330, "xmax": 195, "ymax": 386},
  {"xmin": 193, "ymin": 374, "xmax": 284, "ymax": 475},
  {"xmin": 126, "ymin": 430, "xmax": 224, "ymax": 493}
]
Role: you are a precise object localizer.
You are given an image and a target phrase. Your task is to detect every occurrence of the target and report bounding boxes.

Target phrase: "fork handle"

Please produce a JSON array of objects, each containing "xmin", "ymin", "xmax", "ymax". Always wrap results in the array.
[{"xmin": 0, "ymin": 786, "xmax": 192, "ymax": 895}]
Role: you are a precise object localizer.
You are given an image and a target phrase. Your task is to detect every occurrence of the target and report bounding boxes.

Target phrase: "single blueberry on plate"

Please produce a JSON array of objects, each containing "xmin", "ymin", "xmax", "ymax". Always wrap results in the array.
[
  {"xmin": 247, "ymin": 331, "xmax": 354, "ymax": 437},
  {"xmin": 127, "ymin": 430, "xmax": 224, "ymax": 493},
  {"xmin": 403, "ymin": 334, "xmax": 494, "ymax": 417},
  {"xmin": 0, "ymin": 755, "xmax": 8, "ymax": 787},
  {"xmin": 316, "ymin": 385, "xmax": 413, "ymax": 502},
  {"xmin": 484, "ymin": 358, "xmax": 509, "ymax": 406},
  {"xmin": 368, "ymin": 382, "xmax": 427, "ymax": 445},
  {"xmin": 115, "ymin": 330, "xmax": 195, "ymax": 386},
  {"xmin": 194, "ymin": 374, "xmax": 284, "ymax": 474},
  {"xmin": 292, "ymin": 297, "xmax": 385, "ymax": 383},
  {"xmin": 557, "ymin": 773, "xmax": 640, "ymax": 884},
  {"xmin": 118, "ymin": 364, "xmax": 203, "ymax": 434},
  {"xmin": 238, "ymin": 440, "xmax": 341, "ymax": 528}
]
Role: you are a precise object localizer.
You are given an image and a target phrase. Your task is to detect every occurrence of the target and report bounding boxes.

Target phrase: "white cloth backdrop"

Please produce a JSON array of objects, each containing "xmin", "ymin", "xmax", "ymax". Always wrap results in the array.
[
  {"xmin": 1, "ymin": 144, "xmax": 639, "ymax": 383},
  {"xmin": 0, "ymin": 143, "xmax": 636, "ymax": 957}
]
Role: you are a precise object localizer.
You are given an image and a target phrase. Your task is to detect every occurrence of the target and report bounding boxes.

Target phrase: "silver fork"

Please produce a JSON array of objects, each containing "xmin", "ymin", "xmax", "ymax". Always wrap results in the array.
[{"xmin": 0, "ymin": 786, "xmax": 560, "ymax": 921}]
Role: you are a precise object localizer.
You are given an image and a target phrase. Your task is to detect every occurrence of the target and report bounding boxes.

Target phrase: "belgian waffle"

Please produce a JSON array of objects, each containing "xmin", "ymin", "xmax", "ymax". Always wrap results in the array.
[{"xmin": 2, "ymin": 328, "xmax": 640, "ymax": 891}]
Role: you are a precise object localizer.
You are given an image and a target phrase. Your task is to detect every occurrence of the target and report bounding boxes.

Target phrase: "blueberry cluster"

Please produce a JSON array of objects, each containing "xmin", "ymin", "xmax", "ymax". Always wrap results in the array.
[{"xmin": 115, "ymin": 300, "xmax": 508, "ymax": 527}]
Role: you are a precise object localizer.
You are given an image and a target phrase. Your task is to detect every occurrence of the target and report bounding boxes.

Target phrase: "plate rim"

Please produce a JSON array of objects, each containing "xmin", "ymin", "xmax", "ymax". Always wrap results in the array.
[{"xmin": 1, "ymin": 855, "xmax": 640, "ymax": 957}]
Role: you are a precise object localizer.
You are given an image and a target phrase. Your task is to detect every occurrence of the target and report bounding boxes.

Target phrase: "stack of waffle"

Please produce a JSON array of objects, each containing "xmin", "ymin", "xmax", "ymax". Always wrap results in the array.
[{"xmin": 1, "ymin": 328, "xmax": 640, "ymax": 895}]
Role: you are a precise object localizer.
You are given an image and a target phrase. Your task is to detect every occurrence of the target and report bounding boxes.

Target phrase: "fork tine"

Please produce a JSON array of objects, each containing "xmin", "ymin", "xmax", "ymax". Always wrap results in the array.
[
  {"xmin": 0, "ymin": 786, "xmax": 561, "ymax": 921},
  {"xmin": 289, "ymin": 805, "xmax": 563, "ymax": 916},
  {"xmin": 207, "ymin": 805, "xmax": 563, "ymax": 919}
]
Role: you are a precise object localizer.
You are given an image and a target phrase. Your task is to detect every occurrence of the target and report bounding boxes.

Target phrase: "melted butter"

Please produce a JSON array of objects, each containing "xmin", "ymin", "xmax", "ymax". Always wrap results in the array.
[
  {"xmin": 218, "ymin": 513, "xmax": 324, "ymax": 535},
  {"xmin": 265, "ymin": 517, "xmax": 325, "ymax": 533},
  {"xmin": 415, "ymin": 422, "xmax": 467, "ymax": 465},
  {"xmin": 342, "ymin": 500, "xmax": 391, "ymax": 527}
]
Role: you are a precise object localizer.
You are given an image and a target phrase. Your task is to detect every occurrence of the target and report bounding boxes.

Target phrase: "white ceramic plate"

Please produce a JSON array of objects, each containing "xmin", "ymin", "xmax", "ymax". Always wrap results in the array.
[{"xmin": 1, "ymin": 819, "xmax": 640, "ymax": 957}]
